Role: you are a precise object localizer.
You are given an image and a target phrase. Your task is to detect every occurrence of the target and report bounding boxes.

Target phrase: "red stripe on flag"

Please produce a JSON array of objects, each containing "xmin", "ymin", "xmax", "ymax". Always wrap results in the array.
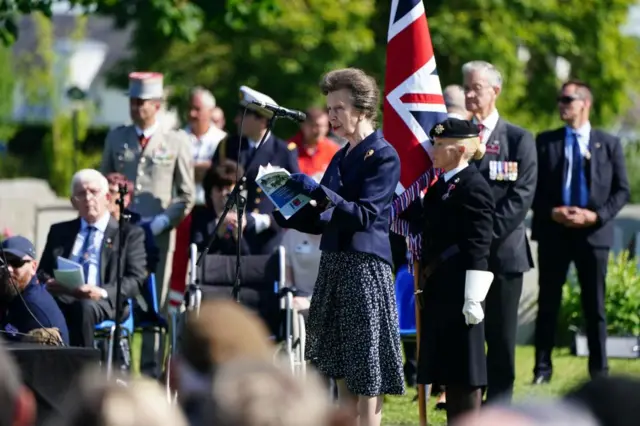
[
  {"xmin": 400, "ymin": 93, "xmax": 444, "ymax": 104},
  {"xmin": 384, "ymin": 6, "xmax": 437, "ymax": 189}
]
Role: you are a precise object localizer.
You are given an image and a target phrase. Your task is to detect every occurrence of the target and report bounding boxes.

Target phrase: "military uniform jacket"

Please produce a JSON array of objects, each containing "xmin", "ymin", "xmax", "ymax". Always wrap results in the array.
[
  {"xmin": 473, "ymin": 118, "xmax": 537, "ymax": 273},
  {"xmin": 212, "ymin": 133, "xmax": 299, "ymax": 254},
  {"xmin": 100, "ymin": 125, "xmax": 195, "ymax": 228},
  {"xmin": 417, "ymin": 165, "xmax": 494, "ymax": 386}
]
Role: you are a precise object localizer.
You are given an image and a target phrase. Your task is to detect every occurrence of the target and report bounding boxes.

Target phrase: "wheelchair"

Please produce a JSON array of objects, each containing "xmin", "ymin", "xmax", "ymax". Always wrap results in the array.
[{"xmin": 165, "ymin": 244, "xmax": 307, "ymax": 395}]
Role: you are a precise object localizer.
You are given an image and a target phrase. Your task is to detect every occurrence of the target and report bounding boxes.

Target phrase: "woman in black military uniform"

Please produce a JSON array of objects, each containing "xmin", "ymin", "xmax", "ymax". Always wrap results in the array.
[{"xmin": 416, "ymin": 118, "xmax": 495, "ymax": 423}]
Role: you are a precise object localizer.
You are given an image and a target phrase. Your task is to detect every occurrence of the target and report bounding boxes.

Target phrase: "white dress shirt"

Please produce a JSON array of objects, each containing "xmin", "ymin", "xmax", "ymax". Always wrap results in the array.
[
  {"xmin": 70, "ymin": 212, "xmax": 111, "ymax": 286},
  {"xmin": 564, "ymin": 121, "xmax": 591, "ymax": 194},
  {"xmin": 443, "ymin": 164, "xmax": 469, "ymax": 183},
  {"xmin": 186, "ymin": 123, "xmax": 227, "ymax": 205},
  {"xmin": 474, "ymin": 109, "xmax": 500, "ymax": 143}
]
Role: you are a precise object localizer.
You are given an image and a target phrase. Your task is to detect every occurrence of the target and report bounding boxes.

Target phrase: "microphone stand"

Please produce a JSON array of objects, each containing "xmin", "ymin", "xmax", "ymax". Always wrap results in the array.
[
  {"xmin": 194, "ymin": 113, "xmax": 279, "ymax": 309},
  {"xmin": 111, "ymin": 183, "xmax": 129, "ymax": 370}
]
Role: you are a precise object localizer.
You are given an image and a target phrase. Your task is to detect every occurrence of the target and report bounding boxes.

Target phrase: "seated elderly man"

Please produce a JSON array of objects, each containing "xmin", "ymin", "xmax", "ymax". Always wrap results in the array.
[
  {"xmin": 39, "ymin": 169, "xmax": 147, "ymax": 348},
  {"xmin": 0, "ymin": 236, "xmax": 69, "ymax": 345}
]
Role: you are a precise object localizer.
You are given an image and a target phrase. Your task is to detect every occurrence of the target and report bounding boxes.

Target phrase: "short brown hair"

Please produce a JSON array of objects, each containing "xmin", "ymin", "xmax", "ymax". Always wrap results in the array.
[
  {"xmin": 561, "ymin": 79, "xmax": 593, "ymax": 103},
  {"xmin": 105, "ymin": 173, "xmax": 133, "ymax": 194},
  {"xmin": 320, "ymin": 68, "xmax": 380, "ymax": 122},
  {"xmin": 202, "ymin": 160, "xmax": 244, "ymax": 208}
]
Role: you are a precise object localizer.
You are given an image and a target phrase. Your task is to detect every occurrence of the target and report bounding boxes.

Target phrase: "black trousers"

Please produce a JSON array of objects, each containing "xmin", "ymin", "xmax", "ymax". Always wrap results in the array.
[
  {"xmin": 534, "ymin": 240, "xmax": 609, "ymax": 379},
  {"xmin": 484, "ymin": 272, "xmax": 523, "ymax": 403},
  {"xmin": 403, "ymin": 340, "xmax": 417, "ymax": 385},
  {"xmin": 56, "ymin": 297, "xmax": 111, "ymax": 348}
]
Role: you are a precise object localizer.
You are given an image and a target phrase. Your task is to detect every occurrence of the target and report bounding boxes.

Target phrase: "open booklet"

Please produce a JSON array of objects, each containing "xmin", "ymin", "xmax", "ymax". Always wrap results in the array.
[
  {"xmin": 53, "ymin": 256, "xmax": 85, "ymax": 290},
  {"xmin": 255, "ymin": 164, "xmax": 312, "ymax": 219}
]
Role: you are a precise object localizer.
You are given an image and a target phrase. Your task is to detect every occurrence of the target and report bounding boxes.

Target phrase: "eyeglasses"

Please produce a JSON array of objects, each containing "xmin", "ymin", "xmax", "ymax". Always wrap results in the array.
[
  {"xmin": 72, "ymin": 188, "xmax": 104, "ymax": 201},
  {"xmin": 557, "ymin": 95, "xmax": 581, "ymax": 104}
]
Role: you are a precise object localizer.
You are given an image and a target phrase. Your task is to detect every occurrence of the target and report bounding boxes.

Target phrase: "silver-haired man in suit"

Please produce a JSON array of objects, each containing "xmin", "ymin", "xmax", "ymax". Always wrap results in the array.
[{"xmin": 100, "ymin": 72, "xmax": 195, "ymax": 376}]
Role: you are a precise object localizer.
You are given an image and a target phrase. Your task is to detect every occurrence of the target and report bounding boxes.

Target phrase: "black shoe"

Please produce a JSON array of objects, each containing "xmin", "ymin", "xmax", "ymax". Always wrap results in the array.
[{"xmin": 532, "ymin": 375, "xmax": 551, "ymax": 385}]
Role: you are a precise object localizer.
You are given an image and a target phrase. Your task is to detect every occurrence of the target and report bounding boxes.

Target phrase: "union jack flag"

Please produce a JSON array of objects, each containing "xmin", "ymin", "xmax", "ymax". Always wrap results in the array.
[{"xmin": 384, "ymin": 0, "xmax": 447, "ymax": 263}]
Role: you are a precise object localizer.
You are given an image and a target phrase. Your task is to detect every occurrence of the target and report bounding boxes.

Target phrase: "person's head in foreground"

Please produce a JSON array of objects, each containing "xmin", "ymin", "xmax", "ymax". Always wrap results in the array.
[
  {"xmin": 0, "ymin": 341, "xmax": 35, "ymax": 426},
  {"xmin": 429, "ymin": 118, "xmax": 485, "ymax": 171},
  {"xmin": 70, "ymin": 169, "xmax": 111, "ymax": 224},
  {"xmin": 48, "ymin": 370, "xmax": 187, "ymax": 426},
  {"xmin": 0, "ymin": 236, "xmax": 38, "ymax": 302},
  {"xmin": 565, "ymin": 375, "xmax": 640, "ymax": 426},
  {"xmin": 170, "ymin": 299, "xmax": 276, "ymax": 413},
  {"xmin": 320, "ymin": 68, "xmax": 379, "ymax": 144},
  {"xmin": 205, "ymin": 359, "xmax": 353, "ymax": 426},
  {"xmin": 452, "ymin": 398, "xmax": 598, "ymax": 426}
]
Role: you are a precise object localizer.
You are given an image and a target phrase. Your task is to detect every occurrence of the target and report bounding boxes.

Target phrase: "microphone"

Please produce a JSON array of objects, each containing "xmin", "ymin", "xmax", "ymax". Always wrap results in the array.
[{"xmin": 250, "ymin": 100, "xmax": 306, "ymax": 122}]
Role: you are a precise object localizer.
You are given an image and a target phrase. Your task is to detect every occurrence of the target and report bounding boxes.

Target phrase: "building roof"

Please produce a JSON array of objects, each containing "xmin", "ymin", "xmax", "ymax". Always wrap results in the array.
[{"xmin": 12, "ymin": 14, "xmax": 132, "ymax": 87}]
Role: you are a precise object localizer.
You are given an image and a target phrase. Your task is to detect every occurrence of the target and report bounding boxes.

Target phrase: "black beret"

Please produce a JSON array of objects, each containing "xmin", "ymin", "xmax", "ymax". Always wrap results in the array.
[{"xmin": 429, "ymin": 118, "xmax": 480, "ymax": 140}]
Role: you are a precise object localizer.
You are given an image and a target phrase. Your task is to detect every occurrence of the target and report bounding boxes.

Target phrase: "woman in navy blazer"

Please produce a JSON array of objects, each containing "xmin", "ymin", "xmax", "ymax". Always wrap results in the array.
[{"xmin": 274, "ymin": 68, "xmax": 404, "ymax": 425}]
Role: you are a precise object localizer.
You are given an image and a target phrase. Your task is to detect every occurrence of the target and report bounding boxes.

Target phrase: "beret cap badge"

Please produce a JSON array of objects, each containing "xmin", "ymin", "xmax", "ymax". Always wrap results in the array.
[{"xmin": 434, "ymin": 124, "xmax": 445, "ymax": 135}]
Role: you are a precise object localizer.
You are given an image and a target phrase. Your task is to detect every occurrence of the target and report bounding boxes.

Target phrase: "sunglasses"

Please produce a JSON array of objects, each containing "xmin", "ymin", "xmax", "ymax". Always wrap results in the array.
[
  {"xmin": 4, "ymin": 257, "xmax": 30, "ymax": 269},
  {"xmin": 557, "ymin": 95, "xmax": 581, "ymax": 104}
]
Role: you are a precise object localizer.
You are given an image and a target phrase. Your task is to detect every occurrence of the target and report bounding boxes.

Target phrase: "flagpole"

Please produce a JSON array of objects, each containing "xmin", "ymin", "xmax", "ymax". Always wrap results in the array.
[{"xmin": 414, "ymin": 260, "xmax": 428, "ymax": 425}]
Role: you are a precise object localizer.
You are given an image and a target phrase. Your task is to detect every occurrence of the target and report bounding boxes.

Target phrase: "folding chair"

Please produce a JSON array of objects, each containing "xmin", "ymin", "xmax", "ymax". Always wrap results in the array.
[
  {"xmin": 94, "ymin": 299, "xmax": 135, "ymax": 378},
  {"xmin": 134, "ymin": 273, "xmax": 169, "ymax": 370}
]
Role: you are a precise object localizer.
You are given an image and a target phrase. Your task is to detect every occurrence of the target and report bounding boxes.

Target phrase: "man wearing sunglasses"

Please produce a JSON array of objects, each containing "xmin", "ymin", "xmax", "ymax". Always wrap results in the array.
[
  {"xmin": 531, "ymin": 80, "xmax": 630, "ymax": 384},
  {"xmin": 0, "ymin": 236, "xmax": 69, "ymax": 345}
]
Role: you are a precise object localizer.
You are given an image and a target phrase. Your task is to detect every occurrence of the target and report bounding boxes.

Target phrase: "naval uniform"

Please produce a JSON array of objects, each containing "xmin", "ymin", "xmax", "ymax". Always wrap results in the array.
[{"xmin": 212, "ymin": 133, "xmax": 299, "ymax": 254}]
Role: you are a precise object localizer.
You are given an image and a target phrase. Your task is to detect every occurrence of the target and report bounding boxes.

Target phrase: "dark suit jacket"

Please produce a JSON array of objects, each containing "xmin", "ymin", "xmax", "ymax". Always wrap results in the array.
[
  {"xmin": 190, "ymin": 205, "xmax": 251, "ymax": 255},
  {"xmin": 531, "ymin": 127, "xmax": 630, "ymax": 247},
  {"xmin": 38, "ymin": 217, "xmax": 147, "ymax": 315},
  {"xmin": 213, "ymin": 134, "xmax": 300, "ymax": 254},
  {"xmin": 274, "ymin": 130, "xmax": 401, "ymax": 266},
  {"xmin": 472, "ymin": 118, "xmax": 537, "ymax": 274},
  {"xmin": 421, "ymin": 165, "xmax": 494, "ymax": 303}
]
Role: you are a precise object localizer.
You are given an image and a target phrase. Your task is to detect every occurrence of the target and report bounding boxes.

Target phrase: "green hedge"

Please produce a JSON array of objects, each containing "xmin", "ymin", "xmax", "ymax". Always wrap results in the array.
[{"xmin": 558, "ymin": 250, "xmax": 640, "ymax": 342}]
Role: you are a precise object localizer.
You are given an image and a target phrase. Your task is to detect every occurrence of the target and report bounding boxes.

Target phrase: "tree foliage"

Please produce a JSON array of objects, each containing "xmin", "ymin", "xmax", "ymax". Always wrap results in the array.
[
  {"xmin": 14, "ymin": 11, "xmax": 96, "ymax": 194},
  {"xmin": 4, "ymin": 0, "xmax": 640, "ymax": 136}
]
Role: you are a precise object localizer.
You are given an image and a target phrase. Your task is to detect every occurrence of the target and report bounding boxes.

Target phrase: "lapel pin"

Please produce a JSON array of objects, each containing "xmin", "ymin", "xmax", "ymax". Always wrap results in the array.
[
  {"xmin": 365, "ymin": 149, "xmax": 374, "ymax": 160},
  {"xmin": 595, "ymin": 142, "xmax": 601, "ymax": 149},
  {"xmin": 584, "ymin": 151, "xmax": 591, "ymax": 160}
]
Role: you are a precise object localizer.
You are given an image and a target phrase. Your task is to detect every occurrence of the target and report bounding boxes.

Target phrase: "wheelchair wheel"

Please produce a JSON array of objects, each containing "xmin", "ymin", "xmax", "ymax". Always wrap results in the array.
[{"xmin": 296, "ymin": 312, "xmax": 306, "ymax": 378}]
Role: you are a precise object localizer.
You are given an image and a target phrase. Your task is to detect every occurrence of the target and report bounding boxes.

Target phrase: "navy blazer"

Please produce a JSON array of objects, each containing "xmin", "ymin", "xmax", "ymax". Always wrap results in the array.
[
  {"xmin": 274, "ymin": 130, "xmax": 401, "ymax": 266},
  {"xmin": 531, "ymin": 127, "xmax": 630, "ymax": 247},
  {"xmin": 213, "ymin": 134, "xmax": 299, "ymax": 254}
]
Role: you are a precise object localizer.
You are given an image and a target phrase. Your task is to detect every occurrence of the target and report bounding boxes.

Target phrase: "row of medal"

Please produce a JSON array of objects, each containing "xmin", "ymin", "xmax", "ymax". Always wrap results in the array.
[{"xmin": 489, "ymin": 160, "xmax": 518, "ymax": 181}]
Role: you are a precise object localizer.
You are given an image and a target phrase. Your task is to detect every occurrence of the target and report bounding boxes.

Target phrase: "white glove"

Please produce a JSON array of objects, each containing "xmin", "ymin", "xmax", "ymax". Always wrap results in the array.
[
  {"xmin": 462, "ymin": 270, "xmax": 494, "ymax": 326},
  {"xmin": 463, "ymin": 300, "xmax": 485, "ymax": 325},
  {"xmin": 149, "ymin": 214, "xmax": 170, "ymax": 236}
]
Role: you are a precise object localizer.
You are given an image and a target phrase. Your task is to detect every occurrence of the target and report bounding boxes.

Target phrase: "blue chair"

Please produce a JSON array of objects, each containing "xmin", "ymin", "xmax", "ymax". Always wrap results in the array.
[
  {"xmin": 95, "ymin": 299, "xmax": 135, "ymax": 377},
  {"xmin": 395, "ymin": 265, "xmax": 417, "ymax": 338},
  {"xmin": 135, "ymin": 273, "xmax": 169, "ymax": 333}
]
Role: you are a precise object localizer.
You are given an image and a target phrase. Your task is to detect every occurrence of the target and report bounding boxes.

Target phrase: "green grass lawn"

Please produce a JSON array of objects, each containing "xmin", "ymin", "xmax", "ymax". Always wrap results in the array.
[
  {"xmin": 130, "ymin": 335, "xmax": 639, "ymax": 426},
  {"xmin": 381, "ymin": 346, "xmax": 640, "ymax": 426}
]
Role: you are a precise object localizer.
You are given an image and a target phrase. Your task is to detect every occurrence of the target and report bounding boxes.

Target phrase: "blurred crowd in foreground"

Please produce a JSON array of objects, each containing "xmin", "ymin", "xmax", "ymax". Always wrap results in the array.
[{"xmin": 2, "ymin": 299, "xmax": 639, "ymax": 426}]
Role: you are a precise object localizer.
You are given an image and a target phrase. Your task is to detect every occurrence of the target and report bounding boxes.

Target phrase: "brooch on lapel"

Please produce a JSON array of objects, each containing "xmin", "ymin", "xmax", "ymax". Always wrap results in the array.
[
  {"xmin": 104, "ymin": 238, "xmax": 113, "ymax": 250},
  {"xmin": 365, "ymin": 149, "xmax": 374, "ymax": 160},
  {"xmin": 442, "ymin": 180, "xmax": 458, "ymax": 200}
]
